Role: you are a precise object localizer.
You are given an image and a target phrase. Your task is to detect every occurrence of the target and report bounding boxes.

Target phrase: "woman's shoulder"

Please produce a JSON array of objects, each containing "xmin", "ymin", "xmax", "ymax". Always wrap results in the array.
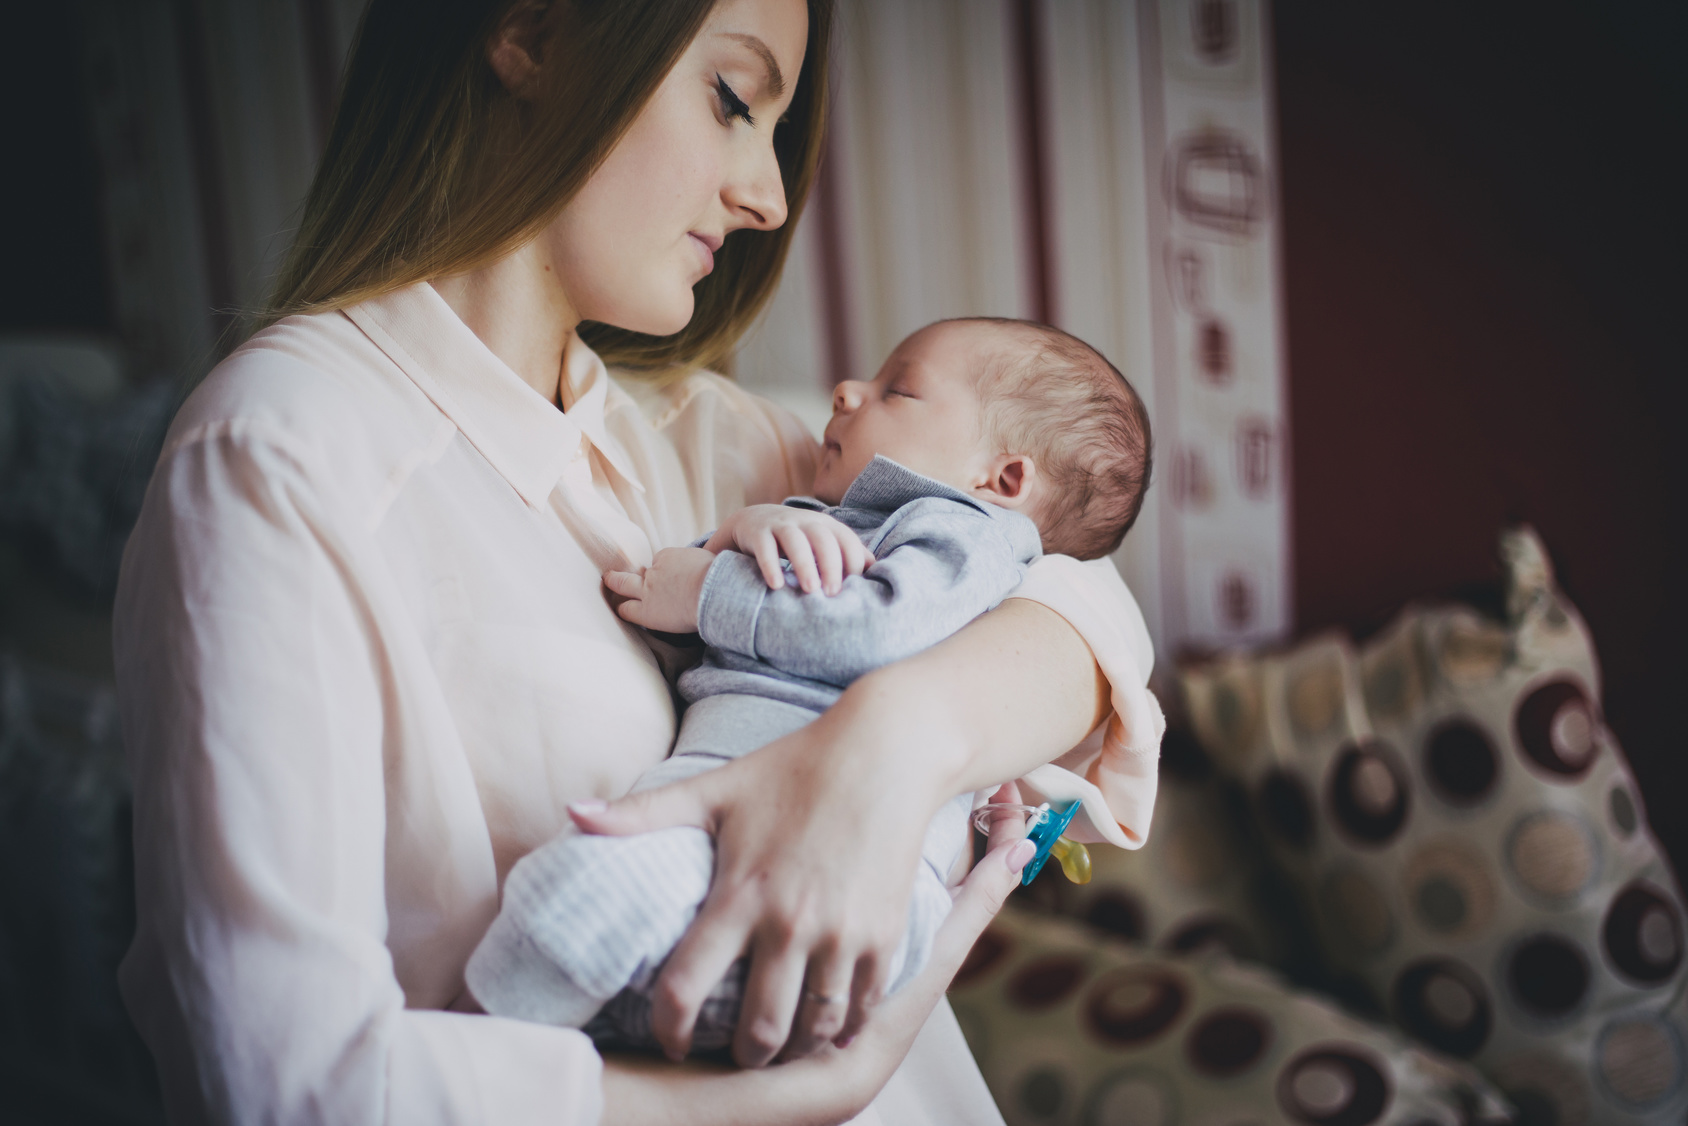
[{"xmin": 166, "ymin": 310, "xmax": 441, "ymax": 488}]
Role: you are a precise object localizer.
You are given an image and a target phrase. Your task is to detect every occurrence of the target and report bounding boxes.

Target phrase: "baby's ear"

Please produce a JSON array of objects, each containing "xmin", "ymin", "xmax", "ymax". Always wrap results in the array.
[
  {"xmin": 978, "ymin": 454, "xmax": 1039, "ymax": 509},
  {"xmin": 487, "ymin": 1, "xmax": 551, "ymax": 98}
]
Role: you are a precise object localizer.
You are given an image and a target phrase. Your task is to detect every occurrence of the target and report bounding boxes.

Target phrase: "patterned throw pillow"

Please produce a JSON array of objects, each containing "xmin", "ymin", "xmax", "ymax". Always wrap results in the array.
[
  {"xmin": 1179, "ymin": 529, "xmax": 1688, "ymax": 1125},
  {"xmin": 949, "ymin": 906, "xmax": 1509, "ymax": 1126}
]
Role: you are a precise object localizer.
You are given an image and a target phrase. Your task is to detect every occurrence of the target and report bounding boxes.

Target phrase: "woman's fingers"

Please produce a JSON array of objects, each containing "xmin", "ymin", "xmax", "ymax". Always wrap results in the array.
[
  {"xmin": 938, "ymin": 838, "xmax": 1033, "ymax": 965},
  {"xmin": 778, "ymin": 946, "xmax": 855, "ymax": 1060},
  {"xmin": 833, "ymin": 948, "xmax": 884, "ymax": 1046},
  {"xmin": 732, "ymin": 932, "xmax": 809, "ymax": 1068},
  {"xmin": 773, "ymin": 525, "xmax": 821, "ymax": 593},
  {"xmin": 568, "ymin": 773, "xmax": 715, "ymax": 838},
  {"xmin": 650, "ymin": 901, "xmax": 756, "ymax": 1061}
]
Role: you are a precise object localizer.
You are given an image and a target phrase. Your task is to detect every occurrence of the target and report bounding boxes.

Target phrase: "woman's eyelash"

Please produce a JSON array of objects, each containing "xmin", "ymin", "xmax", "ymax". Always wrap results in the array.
[{"xmin": 715, "ymin": 74, "xmax": 755, "ymax": 126}]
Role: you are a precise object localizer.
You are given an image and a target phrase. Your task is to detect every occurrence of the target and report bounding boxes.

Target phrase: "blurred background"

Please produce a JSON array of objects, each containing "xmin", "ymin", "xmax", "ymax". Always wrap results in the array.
[{"xmin": 1, "ymin": 0, "xmax": 1682, "ymax": 1121}]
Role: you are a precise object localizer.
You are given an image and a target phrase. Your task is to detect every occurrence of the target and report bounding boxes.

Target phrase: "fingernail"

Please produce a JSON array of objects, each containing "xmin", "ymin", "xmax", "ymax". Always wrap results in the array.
[
  {"xmin": 568, "ymin": 799, "xmax": 607, "ymax": 816},
  {"xmin": 1007, "ymin": 839, "xmax": 1036, "ymax": 873}
]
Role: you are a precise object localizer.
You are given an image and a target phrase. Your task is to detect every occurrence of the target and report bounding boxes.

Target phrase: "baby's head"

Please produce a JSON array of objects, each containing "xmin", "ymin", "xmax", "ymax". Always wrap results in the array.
[{"xmin": 813, "ymin": 318, "xmax": 1152, "ymax": 560}]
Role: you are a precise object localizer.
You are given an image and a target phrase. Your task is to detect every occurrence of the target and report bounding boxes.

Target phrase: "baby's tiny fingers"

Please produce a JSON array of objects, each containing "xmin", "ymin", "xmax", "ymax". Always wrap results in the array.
[
  {"xmin": 839, "ymin": 534, "xmax": 872, "ymax": 578},
  {"xmin": 752, "ymin": 530, "xmax": 785, "ymax": 589},
  {"xmin": 808, "ymin": 528, "xmax": 844, "ymax": 595},
  {"xmin": 603, "ymin": 570, "xmax": 645, "ymax": 598},
  {"xmin": 774, "ymin": 526, "xmax": 821, "ymax": 594}
]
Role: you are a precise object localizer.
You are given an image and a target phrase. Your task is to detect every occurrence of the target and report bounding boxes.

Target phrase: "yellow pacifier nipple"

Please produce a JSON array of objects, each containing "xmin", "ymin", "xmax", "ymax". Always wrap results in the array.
[{"xmin": 1050, "ymin": 837, "xmax": 1092, "ymax": 884}]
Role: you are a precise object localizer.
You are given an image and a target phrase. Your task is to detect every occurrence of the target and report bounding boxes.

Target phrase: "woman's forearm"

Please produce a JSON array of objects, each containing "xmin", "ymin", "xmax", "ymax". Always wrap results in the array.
[
  {"xmin": 601, "ymin": 1052, "xmax": 861, "ymax": 1126},
  {"xmin": 834, "ymin": 597, "xmax": 1110, "ymax": 803}
]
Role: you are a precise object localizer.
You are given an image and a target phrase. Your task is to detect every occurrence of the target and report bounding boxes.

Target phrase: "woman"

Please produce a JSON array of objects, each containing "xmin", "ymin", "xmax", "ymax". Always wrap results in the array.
[{"xmin": 113, "ymin": 0, "xmax": 1158, "ymax": 1122}]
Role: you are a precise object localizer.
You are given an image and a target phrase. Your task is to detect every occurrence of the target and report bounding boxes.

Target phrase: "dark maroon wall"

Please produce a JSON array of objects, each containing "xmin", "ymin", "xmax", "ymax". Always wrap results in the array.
[{"xmin": 1273, "ymin": 1, "xmax": 1687, "ymax": 872}]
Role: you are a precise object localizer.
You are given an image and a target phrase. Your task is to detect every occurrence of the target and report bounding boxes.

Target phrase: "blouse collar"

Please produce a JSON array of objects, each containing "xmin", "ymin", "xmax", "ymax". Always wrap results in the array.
[{"xmin": 343, "ymin": 281, "xmax": 642, "ymax": 509}]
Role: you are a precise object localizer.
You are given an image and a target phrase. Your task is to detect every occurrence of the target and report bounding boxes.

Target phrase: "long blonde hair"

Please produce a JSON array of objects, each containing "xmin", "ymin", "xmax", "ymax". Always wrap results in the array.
[{"xmin": 260, "ymin": 0, "xmax": 832, "ymax": 374}]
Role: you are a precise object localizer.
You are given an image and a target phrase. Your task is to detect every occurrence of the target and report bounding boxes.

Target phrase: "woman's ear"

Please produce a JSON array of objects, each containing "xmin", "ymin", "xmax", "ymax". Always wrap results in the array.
[
  {"xmin": 487, "ymin": 1, "xmax": 550, "ymax": 98},
  {"xmin": 975, "ymin": 454, "xmax": 1039, "ymax": 510}
]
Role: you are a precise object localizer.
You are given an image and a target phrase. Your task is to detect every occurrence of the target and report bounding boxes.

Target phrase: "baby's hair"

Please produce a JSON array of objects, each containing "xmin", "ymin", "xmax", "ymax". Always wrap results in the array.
[{"xmin": 950, "ymin": 318, "xmax": 1153, "ymax": 560}]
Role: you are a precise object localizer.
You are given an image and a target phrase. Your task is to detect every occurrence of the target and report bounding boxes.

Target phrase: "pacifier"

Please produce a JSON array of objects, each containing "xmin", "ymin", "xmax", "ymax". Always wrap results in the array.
[{"xmin": 973, "ymin": 801, "xmax": 1093, "ymax": 886}]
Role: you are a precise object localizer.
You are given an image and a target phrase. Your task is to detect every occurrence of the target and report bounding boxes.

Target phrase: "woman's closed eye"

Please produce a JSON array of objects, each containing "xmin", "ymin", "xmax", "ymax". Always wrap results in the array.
[{"xmin": 715, "ymin": 74, "xmax": 755, "ymax": 126}]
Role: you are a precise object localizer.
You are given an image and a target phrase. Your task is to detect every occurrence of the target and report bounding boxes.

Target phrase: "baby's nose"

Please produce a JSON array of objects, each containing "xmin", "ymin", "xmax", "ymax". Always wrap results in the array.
[{"xmin": 833, "ymin": 380, "xmax": 865, "ymax": 412}]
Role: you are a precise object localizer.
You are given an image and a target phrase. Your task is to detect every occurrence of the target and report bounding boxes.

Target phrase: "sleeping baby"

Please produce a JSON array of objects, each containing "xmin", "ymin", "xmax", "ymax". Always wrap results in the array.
[{"xmin": 465, "ymin": 316, "xmax": 1158, "ymax": 1052}]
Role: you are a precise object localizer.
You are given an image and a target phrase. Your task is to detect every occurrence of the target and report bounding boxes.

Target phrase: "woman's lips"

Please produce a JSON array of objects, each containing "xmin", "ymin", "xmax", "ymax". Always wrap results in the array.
[{"xmin": 689, "ymin": 233, "xmax": 718, "ymax": 276}]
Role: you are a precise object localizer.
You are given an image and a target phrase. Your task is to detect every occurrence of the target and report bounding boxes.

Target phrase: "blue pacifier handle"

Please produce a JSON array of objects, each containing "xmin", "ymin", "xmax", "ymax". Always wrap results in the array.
[{"xmin": 1020, "ymin": 801, "xmax": 1081, "ymax": 886}]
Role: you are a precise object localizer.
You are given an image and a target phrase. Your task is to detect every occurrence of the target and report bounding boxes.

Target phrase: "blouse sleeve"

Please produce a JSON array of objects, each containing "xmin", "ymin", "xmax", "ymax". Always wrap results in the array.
[
  {"xmin": 1007, "ymin": 555, "xmax": 1167, "ymax": 850},
  {"xmin": 113, "ymin": 424, "xmax": 604, "ymax": 1126}
]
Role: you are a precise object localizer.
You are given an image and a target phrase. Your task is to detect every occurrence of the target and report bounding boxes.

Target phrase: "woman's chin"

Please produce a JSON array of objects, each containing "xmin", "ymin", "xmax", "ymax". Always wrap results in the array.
[{"xmin": 590, "ymin": 294, "xmax": 694, "ymax": 339}]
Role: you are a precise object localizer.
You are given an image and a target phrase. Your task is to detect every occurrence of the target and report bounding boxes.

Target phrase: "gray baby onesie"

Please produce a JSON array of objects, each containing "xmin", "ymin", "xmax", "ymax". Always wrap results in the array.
[{"xmin": 465, "ymin": 456, "xmax": 1042, "ymax": 1050}]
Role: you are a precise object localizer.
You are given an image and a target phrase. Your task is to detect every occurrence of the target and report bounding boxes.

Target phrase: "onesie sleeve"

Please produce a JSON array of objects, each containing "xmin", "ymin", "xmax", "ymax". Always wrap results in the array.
[
  {"xmin": 113, "ymin": 425, "xmax": 605, "ymax": 1126},
  {"xmin": 1008, "ymin": 554, "xmax": 1167, "ymax": 849},
  {"xmin": 695, "ymin": 499, "xmax": 1040, "ymax": 686}
]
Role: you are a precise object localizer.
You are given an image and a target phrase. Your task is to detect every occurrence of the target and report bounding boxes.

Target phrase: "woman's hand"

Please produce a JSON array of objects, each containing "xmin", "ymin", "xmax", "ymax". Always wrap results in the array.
[
  {"xmin": 604, "ymin": 547, "xmax": 715, "ymax": 632},
  {"xmin": 597, "ymin": 813, "xmax": 1033, "ymax": 1126},
  {"xmin": 573, "ymin": 689, "xmax": 945, "ymax": 1067},
  {"xmin": 573, "ymin": 598, "xmax": 1104, "ymax": 1067},
  {"xmin": 703, "ymin": 505, "xmax": 873, "ymax": 594}
]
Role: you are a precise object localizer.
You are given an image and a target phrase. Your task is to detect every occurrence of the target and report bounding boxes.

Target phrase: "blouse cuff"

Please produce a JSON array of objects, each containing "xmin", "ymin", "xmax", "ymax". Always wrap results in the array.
[{"xmin": 1006, "ymin": 554, "xmax": 1166, "ymax": 850}]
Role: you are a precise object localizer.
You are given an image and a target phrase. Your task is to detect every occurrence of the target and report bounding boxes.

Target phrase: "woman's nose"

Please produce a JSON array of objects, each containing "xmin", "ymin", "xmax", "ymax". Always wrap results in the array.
[
  {"xmin": 724, "ymin": 140, "xmax": 789, "ymax": 232},
  {"xmin": 833, "ymin": 381, "xmax": 864, "ymax": 413}
]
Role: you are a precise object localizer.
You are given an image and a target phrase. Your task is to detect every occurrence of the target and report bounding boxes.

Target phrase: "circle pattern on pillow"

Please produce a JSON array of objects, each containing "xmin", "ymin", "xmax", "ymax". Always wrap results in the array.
[
  {"xmin": 1602, "ymin": 882, "xmax": 1684, "ymax": 985},
  {"xmin": 1503, "ymin": 933, "xmax": 1590, "ymax": 1022},
  {"xmin": 1085, "ymin": 965, "xmax": 1189, "ymax": 1047},
  {"xmin": 1596, "ymin": 1016, "xmax": 1684, "ymax": 1109},
  {"xmin": 1506, "ymin": 811, "xmax": 1598, "ymax": 902},
  {"xmin": 1513, "ymin": 680, "xmax": 1601, "ymax": 780},
  {"xmin": 1421, "ymin": 718, "xmax": 1500, "ymax": 807},
  {"xmin": 1185, "ymin": 1005, "xmax": 1273, "ymax": 1077},
  {"xmin": 1391, "ymin": 958, "xmax": 1492, "ymax": 1057},
  {"xmin": 1276, "ymin": 1046, "xmax": 1391, "ymax": 1126},
  {"xmin": 1327, "ymin": 742, "xmax": 1411, "ymax": 847},
  {"xmin": 1405, "ymin": 838, "xmax": 1496, "ymax": 939},
  {"xmin": 1083, "ymin": 1067, "xmax": 1178, "ymax": 1126},
  {"xmin": 950, "ymin": 909, "xmax": 1511, "ymax": 1126},
  {"xmin": 1008, "ymin": 954, "xmax": 1090, "ymax": 1011}
]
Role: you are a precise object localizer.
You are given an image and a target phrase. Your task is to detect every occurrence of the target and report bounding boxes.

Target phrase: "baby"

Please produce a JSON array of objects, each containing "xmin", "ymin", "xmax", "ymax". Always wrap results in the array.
[{"xmin": 466, "ymin": 316, "xmax": 1155, "ymax": 1051}]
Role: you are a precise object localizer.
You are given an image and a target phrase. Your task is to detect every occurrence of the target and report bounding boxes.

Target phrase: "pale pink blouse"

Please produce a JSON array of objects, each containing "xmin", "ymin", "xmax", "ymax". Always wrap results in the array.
[{"xmin": 113, "ymin": 281, "xmax": 1161, "ymax": 1126}]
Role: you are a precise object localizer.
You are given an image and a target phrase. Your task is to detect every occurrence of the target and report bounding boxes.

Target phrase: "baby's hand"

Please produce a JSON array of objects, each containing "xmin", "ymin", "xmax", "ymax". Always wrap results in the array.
[
  {"xmin": 704, "ymin": 505, "xmax": 873, "ymax": 594},
  {"xmin": 603, "ymin": 547, "xmax": 715, "ymax": 633}
]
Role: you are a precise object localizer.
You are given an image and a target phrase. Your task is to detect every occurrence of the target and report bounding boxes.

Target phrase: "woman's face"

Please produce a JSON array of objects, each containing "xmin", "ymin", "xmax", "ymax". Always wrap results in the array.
[{"xmin": 544, "ymin": 0, "xmax": 808, "ymax": 337}]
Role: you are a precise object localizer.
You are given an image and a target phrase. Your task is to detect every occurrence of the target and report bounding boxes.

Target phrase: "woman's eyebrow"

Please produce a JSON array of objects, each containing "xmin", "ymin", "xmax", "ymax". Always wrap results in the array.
[{"xmin": 717, "ymin": 32, "xmax": 785, "ymax": 97}]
